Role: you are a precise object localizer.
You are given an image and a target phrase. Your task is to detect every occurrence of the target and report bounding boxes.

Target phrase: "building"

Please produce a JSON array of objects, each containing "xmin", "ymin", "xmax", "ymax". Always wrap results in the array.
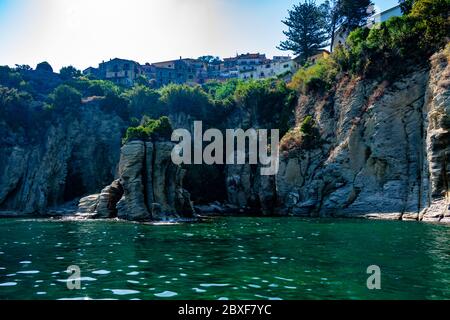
[
  {"xmin": 332, "ymin": 4, "xmax": 402, "ymax": 50},
  {"xmin": 82, "ymin": 52, "xmax": 299, "ymax": 88},
  {"xmin": 304, "ymin": 49, "xmax": 330, "ymax": 65},
  {"xmin": 146, "ymin": 58, "xmax": 208, "ymax": 87},
  {"xmin": 367, "ymin": 4, "xmax": 402, "ymax": 27},
  {"xmin": 97, "ymin": 58, "xmax": 142, "ymax": 86},
  {"xmin": 82, "ymin": 67, "xmax": 98, "ymax": 77},
  {"xmin": 239, "ymin": 57, "xmax": 298, "ymax": 80}
]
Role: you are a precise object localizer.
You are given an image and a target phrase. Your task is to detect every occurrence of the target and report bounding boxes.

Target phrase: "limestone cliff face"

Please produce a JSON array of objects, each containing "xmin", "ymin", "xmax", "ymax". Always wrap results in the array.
[
  {"xmin": 274, "ymin": 49, "xmax": 449, "ymax": 221},
  {"xmin": 77, "ymin": 140, "xmax": 195, "ymax": 221},
  {"xmin": 0, "ymin": 101, "xmax": 126, "ymax": 214}
]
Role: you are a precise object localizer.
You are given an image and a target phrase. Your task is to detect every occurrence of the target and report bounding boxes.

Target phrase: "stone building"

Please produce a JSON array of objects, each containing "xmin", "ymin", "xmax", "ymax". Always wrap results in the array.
[
  {"xmin": 146, "ymin": 58, "xmax": 207, "ymax": 87},
  {"xmin": 98, "ymin": 58, "xmax": 143, "ymax": 86}
]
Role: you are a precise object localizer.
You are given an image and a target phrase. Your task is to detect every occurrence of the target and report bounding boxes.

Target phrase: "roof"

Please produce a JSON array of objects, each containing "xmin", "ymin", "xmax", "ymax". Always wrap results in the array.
[
  {"xmin": 224, "ymin": 53, "xmax": 266, "ymax": 61},
  {"xmin": 100, "ymin": 58, "xmax": 140, "ymax": 66}
]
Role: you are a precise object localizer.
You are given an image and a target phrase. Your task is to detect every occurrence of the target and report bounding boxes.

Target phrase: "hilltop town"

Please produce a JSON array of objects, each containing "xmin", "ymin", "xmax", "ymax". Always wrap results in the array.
[
  {"xmin": 81, "ymin": 52, "xmax": 328, "ymax": 88},
  {"xmin": 76, "ymin": 3, "xmax": 404, "ymax": 88}
]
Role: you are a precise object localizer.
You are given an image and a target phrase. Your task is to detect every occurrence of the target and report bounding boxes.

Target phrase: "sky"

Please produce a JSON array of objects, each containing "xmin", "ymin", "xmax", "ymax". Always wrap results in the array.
[{"xmin": 0, "ymin": 0, "xmax": 398, "ymax": 72}]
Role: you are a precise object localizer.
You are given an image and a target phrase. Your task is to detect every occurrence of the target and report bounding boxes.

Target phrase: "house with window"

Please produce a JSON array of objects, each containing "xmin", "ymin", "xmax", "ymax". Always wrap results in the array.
[
  {"xmin": 97, "ymin": 58, "xmax": 142, "ymax": 86},
  {"xmin": 294, "ymin": 49, "xmax": 330, "ymax": 66},
  {"xmin": 221, "ymin": 53, "xmax": 268, "ymax": 79},
  {"xmin": 238, "ymin": 57, "xmax": 297, "ymax": 80},
  {"xmin": 146, "ymin": 57, "xmax": 207, "ymax": 87}
]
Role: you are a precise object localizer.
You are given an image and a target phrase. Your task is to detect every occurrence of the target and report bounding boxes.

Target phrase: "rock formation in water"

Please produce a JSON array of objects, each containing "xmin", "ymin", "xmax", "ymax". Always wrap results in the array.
[{"xmin": 77, "ymin": 140, "xmax": 195, "ymax": 221}]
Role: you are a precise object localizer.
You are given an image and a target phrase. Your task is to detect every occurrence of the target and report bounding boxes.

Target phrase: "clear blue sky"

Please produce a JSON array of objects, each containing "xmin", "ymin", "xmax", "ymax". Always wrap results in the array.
[{"xmin": 0, "ymin": 0, "xmax": 398, "ymax": 71}]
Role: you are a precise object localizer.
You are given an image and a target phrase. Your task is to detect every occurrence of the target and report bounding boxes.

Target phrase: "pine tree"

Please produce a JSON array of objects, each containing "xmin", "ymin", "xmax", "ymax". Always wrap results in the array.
[
  {"xmin": 278, "ymin": 0, "xmax": 329, "ymax": 64},
  {"xmin": 323, "ymin": 0, "xmax": 374, "ymax": 52},
  {"xmin": 340, "ymin": 0, "xmax": 374, "ymax": 30},
  {"xmin": 323, "ymin": 0, "xmax": 344, "ymax": 52}
]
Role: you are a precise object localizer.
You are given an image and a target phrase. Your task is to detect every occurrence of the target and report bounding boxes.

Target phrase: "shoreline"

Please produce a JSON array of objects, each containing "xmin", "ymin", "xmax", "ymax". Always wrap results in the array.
[{"xmin": 1, "ymin": 210, "xmax": 449, "ymax": 224}]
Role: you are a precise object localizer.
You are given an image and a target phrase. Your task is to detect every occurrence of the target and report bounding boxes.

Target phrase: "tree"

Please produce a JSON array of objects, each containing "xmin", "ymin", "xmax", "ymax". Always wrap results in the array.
[
  {"xmin": 399, "ymin": 0, "xmax": 415, "ymax": 14},
  {"xmin": 323, "ymin": 0, "xmax": 374, "ymax": 52},
  {"xmin": 59, "ymin": 66, "xmax": 81, "ymax": 80},
  {"xmin": 410, "ymin": 0, "xmax": 450, "ymax": 51},
  {"xmin": 51, "ymin": 85, "xmax": 82, "ymax": 111},
  {"xmin": 0, "ymin": 86, "xmax": 33, "ymax": 129},
  {"xmin": 198, "ymin": 55, "xmax": 221, "ymax": 64},
  {"xmin": 340, "ymin": 0, "xmax": 374, "ymax": 30},
  {"xmin": 125, "ymin": 85, "xmax": 162, "ymax": 119},
  {"xmin": 15, "ymin": 64, "xmax": 32, "ymax": 71},
  {"xmin": 323, "ymin": 0, "xmax": 343, "ymax": 52},
  {"xmin": 278, "ymin": 0, "xmax": 329, "ymax": 64},
  {"xmin": 36, "ymin": 61, "xmax": 53, "ymax": 73}
]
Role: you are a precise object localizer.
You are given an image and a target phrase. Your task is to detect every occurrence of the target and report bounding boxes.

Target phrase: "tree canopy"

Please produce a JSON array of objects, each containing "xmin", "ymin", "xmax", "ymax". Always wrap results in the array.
[
  {"xmin": 278, "ymin": 0, "xmax": 330, "ymax": 64},
  {"xmin": 36, "ymin": 61, "xmax": 53, "ymax": 73}
]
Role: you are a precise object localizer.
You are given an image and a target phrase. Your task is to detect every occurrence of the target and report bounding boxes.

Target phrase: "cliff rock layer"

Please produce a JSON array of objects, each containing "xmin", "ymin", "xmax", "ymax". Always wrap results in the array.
[
  {"xmin": 77, "ymin": 140, "xmax": 195, "ymax": 221},
  {"xmin": 275, "ymin": 49, "xmax": 449, "ymax": 221},
  {"xmin": 0, "ymin": 101, "xmax": 126, "ymax": 214}
]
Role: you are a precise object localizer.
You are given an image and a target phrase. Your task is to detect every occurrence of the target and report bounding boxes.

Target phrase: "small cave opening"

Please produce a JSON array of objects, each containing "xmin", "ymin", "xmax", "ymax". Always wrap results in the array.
[
  {"xmin": 63, "ymin": 159, "xmax": 86, "ymax": 202},
  {"xmin": 183, "ymin": 164, "xmax": 227, "ymax": 204}
]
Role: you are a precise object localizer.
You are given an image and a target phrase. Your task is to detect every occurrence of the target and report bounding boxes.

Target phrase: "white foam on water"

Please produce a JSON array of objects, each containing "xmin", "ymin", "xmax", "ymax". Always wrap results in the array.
[
  {"xmin": 106, "ymin": 289, "xmax": 140, "ymax": 296},
  {"xmin": 17, "ymin": 270, "xmax": 40, "ymax": 274},
  {"xmin": 154, "ymin": 291, "xmax": 178, "ymax": 298},
  {"xmin": 0, "ymin": 282, "xmax": 17, "ymax": 287},
  {"xmin": 92, "ymin": 270, "xmax": 111, "ymax": 275},
  {"xmin": 200, "ymin": 283, "xmax": 230, "ymax": 287}
]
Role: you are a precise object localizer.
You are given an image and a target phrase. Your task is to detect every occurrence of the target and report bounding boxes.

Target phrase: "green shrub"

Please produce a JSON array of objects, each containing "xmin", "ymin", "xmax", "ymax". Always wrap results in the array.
[
  {"xmin": 233, "ymin": 79, "xmax": 296, "ymax": 135},
  {"xmin": 50, "ymin": 85, "xmax": 82, "ymax": 111},
  {"xmin": 100, "ymin": 91, "xmax": 129, "ymax": 120},
  {"xmin": 123, "ymin": 116, "xmax": 173, "ymax": 144},
  {"xmin": 280, "ymin": 115, "xmax": 320, "ymax": 153},
  {"xmin": 59, "ymin": 66, "xmax": 81, "ymax": 80},
  {"xmin": 0, "ymin": 86, "xmax": 34, "ymax": 129},
  {"xmin": 0, "ymin": 66, "xmax": 24, "ymax": 89},
  {"xmin": 300, "ymin": 115, "xmax": 315, "ymax": 136},
  {"xmin": 288, "ymin": 56, "xmax": 338, "ymax": 93},
  {"xmin": 124, "ymin": 85, "xmax": 162, "ymax": 119},
  {"xmin": 87, "ymin": 80, "xmax": 121, "ymax": 96},
  {"xmin": 410, "ymin": 0, "xmax": 450, "ymax": 52},
  {"xmin": 334, "ymin": 0, "xmax": 450, "ymax": 78},
  {"xmin": 159, "ymin": 84, "xmax": 213, "ymax": 118}
]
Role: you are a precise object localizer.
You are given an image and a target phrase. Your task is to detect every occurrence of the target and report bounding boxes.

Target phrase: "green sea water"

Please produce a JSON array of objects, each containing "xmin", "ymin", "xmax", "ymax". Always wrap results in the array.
[{"xmin": 0, "ymin": 217, "xmax": 450, "ymax": 300}]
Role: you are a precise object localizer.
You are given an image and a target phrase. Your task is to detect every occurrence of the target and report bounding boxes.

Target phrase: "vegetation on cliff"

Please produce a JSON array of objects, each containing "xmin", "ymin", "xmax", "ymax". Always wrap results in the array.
[
  {"xmin": 123, "ymin": 116, "xmax": 172, "ymax": 144},
  {"xmin": 289, "ymin": 0, "xmax": 450, "ymax": 92}
]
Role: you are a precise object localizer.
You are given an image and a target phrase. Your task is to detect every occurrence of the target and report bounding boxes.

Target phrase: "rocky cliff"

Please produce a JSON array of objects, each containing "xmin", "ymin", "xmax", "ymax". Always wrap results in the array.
[
  {"xmin": 1, "ymin": 50, "xmax": 448, "ymax": 223},
  {"xmin": 77, "ymin": 140, "xmax": 195, "ymax": 221},
  {"xmin": 273, "ymin": 49, "xmax": 449, "ymax": 221},
  {"xmin": 0, "ymin": 100, "xmax": 126, "ymax": 215}
]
